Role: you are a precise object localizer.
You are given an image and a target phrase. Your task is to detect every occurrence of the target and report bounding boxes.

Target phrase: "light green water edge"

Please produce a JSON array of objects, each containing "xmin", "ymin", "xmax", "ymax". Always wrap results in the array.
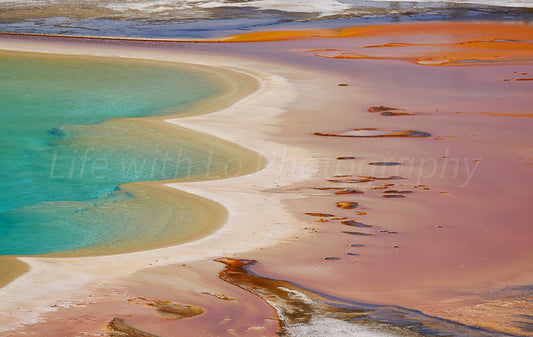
[{"xmin": 0, "ymin": 49, "xmax": 264, "ymax": 286}]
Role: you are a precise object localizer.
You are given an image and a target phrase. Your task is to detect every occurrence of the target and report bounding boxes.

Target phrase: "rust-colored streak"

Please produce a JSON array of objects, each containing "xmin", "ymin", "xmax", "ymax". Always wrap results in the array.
[
  {"xmin": 363, "ymin": 42, "xmax": 414, "ymax": 48},
  {"xmin": 335, "ymin": 189, "xmax": 364, "ymax": 195},
  {"xmin": 341, "ymin": 220, "xmax": 372, "ymax": 228},
  {"xmin": 291, "ymin": 48, "xmax": 344, "ymax": 53},
  {"xmin": 107, "ymin": 317, "xmax": 161, "ymax": 337},
  {"xmin": 315, "ymin": 128, "xmax": 431, "ymax": 138},
  {"xmin": 304, "ymin": 212, "xmax": 335, "ymax": 217},
  {"xmin": 368, "ymin": 106, "xmax": 405, "ymax": 113}
]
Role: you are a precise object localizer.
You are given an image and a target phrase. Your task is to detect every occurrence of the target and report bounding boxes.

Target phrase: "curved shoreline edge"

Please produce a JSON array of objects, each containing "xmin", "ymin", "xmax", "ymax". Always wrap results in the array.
[
  {"xmin": 0, "ymin": 37, "xmax": 318, "ymax": 331},
  {"xmin": 0, "ymin": 49, "xmax": 265, "ymax": 260}
]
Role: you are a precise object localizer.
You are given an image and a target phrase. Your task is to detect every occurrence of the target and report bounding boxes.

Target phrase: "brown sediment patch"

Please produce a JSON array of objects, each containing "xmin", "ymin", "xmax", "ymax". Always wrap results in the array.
[
  {"xmin": 504, "ymin": 74, "xmax": 533, "ymax": 82},
  {"xmin": 148, "ymin": 300, "xmax": 203, "ymax": 320},
  {"xmin": 336, "ymin": 201, "xmax": 359, "ymax": 209},
  {"xmin": 314, "ymin": 187, "xmax": 364, "ymax": 195},
  {"xmin": 368, "ymin": 106, "xmax": 403, "ymax": 113},
  {"xmin": 368, "ymin": 106, "xmax": 416, "ymax": 116},
  {"xmin": 127, "ymin": 297, "xmax": 204, "ymax": 320},
  {"xmin": 107, "ymin": 317, "xmax": 161, "ymax": 337},
  {"xmin": 323, "ymin": 257, "xmax": 342, "ymax": 261},
  {"xmin": 383, "ymin": 190, "xmax": 414, "ymax": 194},
  {"xmin": 379, "ymin": 231, "xmax": 398, "ymax": 234},
  {"xmin": 335, "ymin": 189, "xmax": 364, "ymax": 195},
  {"xmin": 380, "ymin": 111, "xmax": 417, "ymax": 116},
  {"xmin": 364, "ymin": 176, "xmax": 404, "ymax": 181},
  {"xmin": 304, "ymin": 212, "xmax": 335, "ymax": 217},
  {"xmin": 343, "ymin": 231, "xmax": 372, "ymax": 236},
  {"xmin": 370, "ymin": 183, "xmax": 395, "ymax": 190},
  {"xmin": 341, "ymin": 220, "xmax": 372, "ymax": 228},
  {"xmin": 201, "ymin": 291, "xmax": 235, "ymax": 301},
  {"xmin": 315, "ymin": 128, "xmax": 431, "ymax": 138},
  {"xmin": 0, "ymin": 257, "xmax": 30, "ymax": 288},
  {"xmin": 336, "ymin": 156, "xmax": 356, "ymax": 160}
]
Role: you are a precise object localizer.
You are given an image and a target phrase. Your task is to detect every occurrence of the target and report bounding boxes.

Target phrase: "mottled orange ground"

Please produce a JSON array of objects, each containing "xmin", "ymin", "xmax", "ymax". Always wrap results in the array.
[{"xmin": 217, "ymin": 22, "xmax": 533, "ymax": 66}]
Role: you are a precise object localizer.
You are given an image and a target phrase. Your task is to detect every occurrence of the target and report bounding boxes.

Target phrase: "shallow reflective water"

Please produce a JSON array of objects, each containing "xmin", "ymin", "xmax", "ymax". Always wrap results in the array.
[{"xmin": 0, "ymin": 52, "xmax": 232, "ymax": 254}]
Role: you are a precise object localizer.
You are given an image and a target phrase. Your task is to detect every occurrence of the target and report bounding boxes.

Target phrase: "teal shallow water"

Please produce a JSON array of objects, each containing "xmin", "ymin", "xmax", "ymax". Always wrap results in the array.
[{"xmin": 0, "ymin": 51, "xmax": 241, "ymax": 255}]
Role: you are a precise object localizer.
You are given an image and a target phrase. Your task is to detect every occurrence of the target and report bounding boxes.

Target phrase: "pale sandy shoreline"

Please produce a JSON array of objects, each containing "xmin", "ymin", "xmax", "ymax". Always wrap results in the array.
[{"xmin": 0, "ymin": 38, "xmax": 323, "ymax": 332}]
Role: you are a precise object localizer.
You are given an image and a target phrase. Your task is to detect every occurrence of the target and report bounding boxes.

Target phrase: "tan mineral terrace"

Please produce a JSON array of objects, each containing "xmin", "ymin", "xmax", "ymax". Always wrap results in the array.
[{"xmin": 0, "ymin": 39, "xmax": 324, "ymax": 331}]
